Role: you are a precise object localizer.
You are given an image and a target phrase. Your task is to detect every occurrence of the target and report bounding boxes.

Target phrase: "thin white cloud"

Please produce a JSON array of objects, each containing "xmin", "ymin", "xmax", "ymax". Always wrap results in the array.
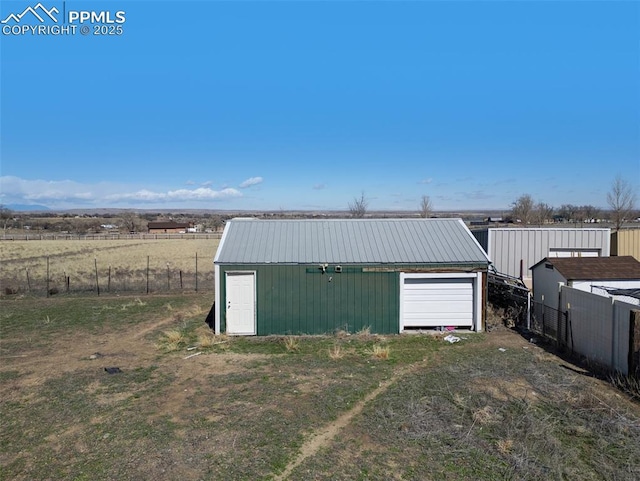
[
  {"xmin": 313, "ymin": 183, "xmax": 326, "ymax": 190},
  {"xmin": 419, "ymin": 178, "xmax": 433, "ymax": 185},
  {"xmin": 106, "ymin": 187, "xmax": 242, "ymax": 202},
  {"xmin": 1, "ymin": 176, "xmax": 95, "ymax": 202},
  {"xmin": 239, "ymin": 176, "xmax": 263, "ymax": 189},
  {"xmin": 0, "ymin": 176, "xmax": 242, "ymax": 208}
]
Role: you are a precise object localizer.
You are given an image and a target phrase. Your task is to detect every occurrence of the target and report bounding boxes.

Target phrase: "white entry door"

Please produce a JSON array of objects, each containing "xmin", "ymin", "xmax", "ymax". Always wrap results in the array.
[{"xmin": 226, "ymin": 272, "xmax": 256, "ymax": 335}]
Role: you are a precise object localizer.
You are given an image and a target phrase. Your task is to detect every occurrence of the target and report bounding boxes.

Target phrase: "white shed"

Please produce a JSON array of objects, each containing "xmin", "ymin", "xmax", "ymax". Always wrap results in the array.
[
  {"xmin": 472, "ymin": 227, "xmax": 611, "ymax": 287},
  {"xmin": 531, "ymin": 256, "xmax": 640, "ymax": 310}
]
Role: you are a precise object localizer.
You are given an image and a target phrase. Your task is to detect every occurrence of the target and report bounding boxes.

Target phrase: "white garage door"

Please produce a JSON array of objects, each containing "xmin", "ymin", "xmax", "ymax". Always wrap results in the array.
[{"xmin": 401, "ymin": 276, "xmax": 474, "ymax": 328}]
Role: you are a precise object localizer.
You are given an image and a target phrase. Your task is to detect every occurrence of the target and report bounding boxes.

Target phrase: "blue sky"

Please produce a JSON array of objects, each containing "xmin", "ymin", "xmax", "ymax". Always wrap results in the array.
[{"xmin": 1, "ymin": 0, "xmax": 639, "ymax": 212}]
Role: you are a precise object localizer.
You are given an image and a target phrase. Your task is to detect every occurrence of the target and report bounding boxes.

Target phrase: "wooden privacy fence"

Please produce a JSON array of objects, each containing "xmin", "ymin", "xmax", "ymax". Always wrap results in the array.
[{"xmin": 540, "ymin": 286, "xmax": 640, "ymax": 376}]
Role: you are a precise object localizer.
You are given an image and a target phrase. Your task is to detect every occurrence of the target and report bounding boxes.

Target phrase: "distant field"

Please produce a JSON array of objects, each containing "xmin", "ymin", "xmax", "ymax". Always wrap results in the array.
[{"xmin": 0, "ymin": 238, "xmax": 220, "ymax": 295}]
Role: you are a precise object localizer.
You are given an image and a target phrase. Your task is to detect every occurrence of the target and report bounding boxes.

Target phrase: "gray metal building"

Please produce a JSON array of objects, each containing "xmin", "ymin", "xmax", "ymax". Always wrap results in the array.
[
  {"xmin": 472, "ymin": 227, "xmax": 611, "ymax": 286},
  {"xmin": 214, "ymin": 218, "xmax": 490, "ymax": 335}
]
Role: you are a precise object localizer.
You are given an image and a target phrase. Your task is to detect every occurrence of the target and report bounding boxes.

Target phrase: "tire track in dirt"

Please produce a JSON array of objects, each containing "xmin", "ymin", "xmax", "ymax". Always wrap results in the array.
[{"xmin": 273, "ymin": 359, "xmax": 429, "ymax": 481}]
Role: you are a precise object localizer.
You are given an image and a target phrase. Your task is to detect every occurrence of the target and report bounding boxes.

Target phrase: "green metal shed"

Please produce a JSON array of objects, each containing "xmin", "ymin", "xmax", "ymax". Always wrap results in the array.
[{"xmin": 214, "ymin": 218, "xmax": 489, "ymax": 335}]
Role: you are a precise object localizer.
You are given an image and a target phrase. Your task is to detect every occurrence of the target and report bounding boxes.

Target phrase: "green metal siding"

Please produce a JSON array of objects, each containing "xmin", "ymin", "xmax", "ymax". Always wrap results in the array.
[
  {"xmin": 218, "ymin": 263, "xmax": 486, "ymax": 335},
  {"xmin": 219, "ymin": 264, "xmax": 399, "ymax": 335}
]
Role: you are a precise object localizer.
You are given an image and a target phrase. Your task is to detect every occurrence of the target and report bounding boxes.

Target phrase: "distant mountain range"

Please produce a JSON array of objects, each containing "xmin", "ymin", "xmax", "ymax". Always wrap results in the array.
[
  {"xmin": 6, "ymin": 204, "xmax": 51, "ymax": 212},
  {"xmin": 3, "ymin": 205, "xmax": 512, "ymax": 218}
]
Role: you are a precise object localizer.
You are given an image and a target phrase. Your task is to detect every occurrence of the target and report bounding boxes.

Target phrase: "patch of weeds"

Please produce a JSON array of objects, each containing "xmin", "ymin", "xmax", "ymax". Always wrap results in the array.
[
  {"xmin": 283, "ymin": 336, "xmax": 300, "ymax": 352},
  {"xmin": 608, "ymin": 372, "xmax": 640, "ymax": 401},
  {"xmin": 228, "ymin": 336, "xmax": 287, "ymax": 355},
  {"xmin": 334, "ymin": 328, "xmax": 350, "ymax": 339},
  {"xmin": 119, "ymin": 297, "xmax": 146, "ymax": 310},
  {"xmin": 0, "ymin": 370, "xmax": 21, "ymax": 382},
  {"xmin": 355, "ymin": 325, "xmax": 371, "ymax": 337},
  {"xmin": 328, "ymin": 343, "xmax": 345, "ymax": 360},
  {"xmin": 368, "ymin": 344, "xmax": 390, "ymax": 360},
  {"xmin": 197, "ymin": 330, "xmax": 229, "ymax": 349},
  {"xmin": 99, "ymin": 366, "xmax": 158, "ymax": 393},
  {"xmin": 158, "ymin": 329, "xmax": 186, "ymax": 352}
]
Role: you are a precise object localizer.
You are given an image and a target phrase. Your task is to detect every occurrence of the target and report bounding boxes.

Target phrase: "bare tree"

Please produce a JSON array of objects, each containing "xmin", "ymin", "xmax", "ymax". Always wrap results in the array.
[
  {"xmin": 0, "ymin": 205, "xmax": 13, "ymax": 234},
  {"xmin": 557, "ymin": 204, "xmax": 577, "ymax": 223},
  {"xmin": 419, "ymin": 195, "xmax": 432, "ymax": 218},
  {"xmin": 607, "ymin": 175, "xmax": 636, "ymax": 231},
  {"xmin": 348, "ymin": 192, "xmax": 369, "ymax": 218},
  {"xmin": 119, "ymin": 210, "xmax": 142, "ymax": 233},
  {"xmin": 581, "ymin": 205, "xmax": 600, "ymax": 223},
  {"xmin": 533, "ymin": 202, "xmax": 554, "ymax": 225},
  {"xmin": 511, "ymin": 194, "xmax": 535, "ymax": 224}
]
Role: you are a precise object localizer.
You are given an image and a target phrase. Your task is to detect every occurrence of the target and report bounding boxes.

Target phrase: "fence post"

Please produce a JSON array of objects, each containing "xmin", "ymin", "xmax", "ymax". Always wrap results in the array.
[
  {"xmin": 146, "ymin": 256, "xmax": 150, "ymax": 294},
  {"xmin": 94, "ymin": 257, "xmax": 100, "ymax": 296},
  {"xmin": 526, "ymin": 291, "xmax": 531, "ymax": 331},
  {"xmin": 195, "ymin": 252, "xmax": 198, "ymax": 292},
  {"xmin": 566, "ymin": 305, "xmax": 573, "ymax": 352},
  {"xmin": 629, "ymin": 310, "xmax": 640, "ymax": 379},
  {"xmin": 26, "ymin": 268, "xmax": 31, "ymax": 292},
  {"xmin": 611, "ymin": 298, "xmax": 617, "ymax": 372},
  {"xmin": 46, "ymin": 256, "xmax": 50, "ymax": 298}
]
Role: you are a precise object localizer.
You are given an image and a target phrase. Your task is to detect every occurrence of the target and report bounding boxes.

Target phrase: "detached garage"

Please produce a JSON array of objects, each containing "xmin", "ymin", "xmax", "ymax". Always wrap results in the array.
[{"xmin": 214, "ymin": 218, "xmax": 490, "ymax": 335}]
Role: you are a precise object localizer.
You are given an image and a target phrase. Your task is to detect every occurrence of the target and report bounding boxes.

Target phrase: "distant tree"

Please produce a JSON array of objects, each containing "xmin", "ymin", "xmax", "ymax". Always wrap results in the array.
[
  {"xmin": 533, "ymin": 202, "xmax": 554, "ymax": 225},
  {"xmin": 607, "ymin": 175, "xmax": 636, "ymax": 231},
  {"xmin": 119, "ymin": 211, "xmax": 142, "ymax": 233},
  {"xmin": 0, "ymin": 205, "xmax": 13, "ymax": 234},
  {"xmin": 511, "ymin": 194, "xmax": 535, "ymax": 224},
  {"xmin": 419, "ymin": 195, "xmax": 432, "ymax": 218},
  {"xmin": 348, "ymin": 192, "xmax": 369, "ymax": 218},
  {"xmin": 581, "ymin": 205, "xmax": 600, "ymax": 223},
  {"xmin": 556, "ymin": 204, "xmax": 574, "ymax": 222}
]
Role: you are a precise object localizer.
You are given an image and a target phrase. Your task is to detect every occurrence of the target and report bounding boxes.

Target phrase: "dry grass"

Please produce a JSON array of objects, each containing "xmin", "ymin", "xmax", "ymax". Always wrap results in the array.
[
  {"xmin": 3, "ymin": 295, "xmax": 640, "ymax": 481},
  {"xmin": 369, "ymin": 344, "xmax": 390, "ymax": 360},
  {"xmin": 0, "ymin": 238, "xmax": 219, "ymax": 292},
  {"xmin": 334, "ymin": 329, "xmax": 350, "ymax": 339},
  {"xmin": 198, "ymin": 333, "xmax": 217, "ymax": 348},
  {"xmin": 164, "ymin": 330, "xmax": 184, "ymax": 343},
  {"xmin": 472, "ymin": 405, "xmax": 500, "ymax": 425},
  {"xmin": 157, "ymin": 329, "xmax": 187, "ymax": 352},
  {"xmin": 608, "ymin": 372, "xmax": 640, "ymax": 401},
  {"xmin": 197, "ymin": 329, "xmax": 229, "ymax": 349},
  {"xmin": 355, "ymin": 326, "xmax": 371, "ymax": 336},
  {"xmin": 496, "ymin": 438, "xmax": 514, "ymax": 455},
  {"xmin": 283, "ymin": 336, "xmax": 300, "ymax": 352},
  {"xmin": 328, "ymin": 343, "xmax": 345, "ymax": 360},
  {"xmin": 120, "ymin": 298, "xmax": 146, "ymax": 310}
]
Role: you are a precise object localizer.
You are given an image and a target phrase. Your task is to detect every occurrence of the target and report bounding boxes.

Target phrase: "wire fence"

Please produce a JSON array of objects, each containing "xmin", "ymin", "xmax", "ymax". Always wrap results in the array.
[
  {"xmin": 2, "ymin": 254, "xmax": 214, "ymax": 297},
  {"xmin": 530, "ymin": 300, "xmax": 569, "ymax": 346},
  {"xmin": 1, "ymin": 233, "xmax": 222, "ymax": 241}
]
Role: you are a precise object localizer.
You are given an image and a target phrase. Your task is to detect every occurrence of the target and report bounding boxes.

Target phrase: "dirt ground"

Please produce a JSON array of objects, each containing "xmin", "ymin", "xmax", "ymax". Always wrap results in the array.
[{"xmin": 2, "ymin": 301, "xmax": 639, "ymax": 481}]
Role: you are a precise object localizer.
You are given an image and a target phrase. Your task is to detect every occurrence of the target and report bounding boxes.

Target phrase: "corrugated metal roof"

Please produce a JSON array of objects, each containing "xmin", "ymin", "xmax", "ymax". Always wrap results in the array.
[{"xmin": 214, "ymin": 218, "xmax": 489, "ymax": 265}]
